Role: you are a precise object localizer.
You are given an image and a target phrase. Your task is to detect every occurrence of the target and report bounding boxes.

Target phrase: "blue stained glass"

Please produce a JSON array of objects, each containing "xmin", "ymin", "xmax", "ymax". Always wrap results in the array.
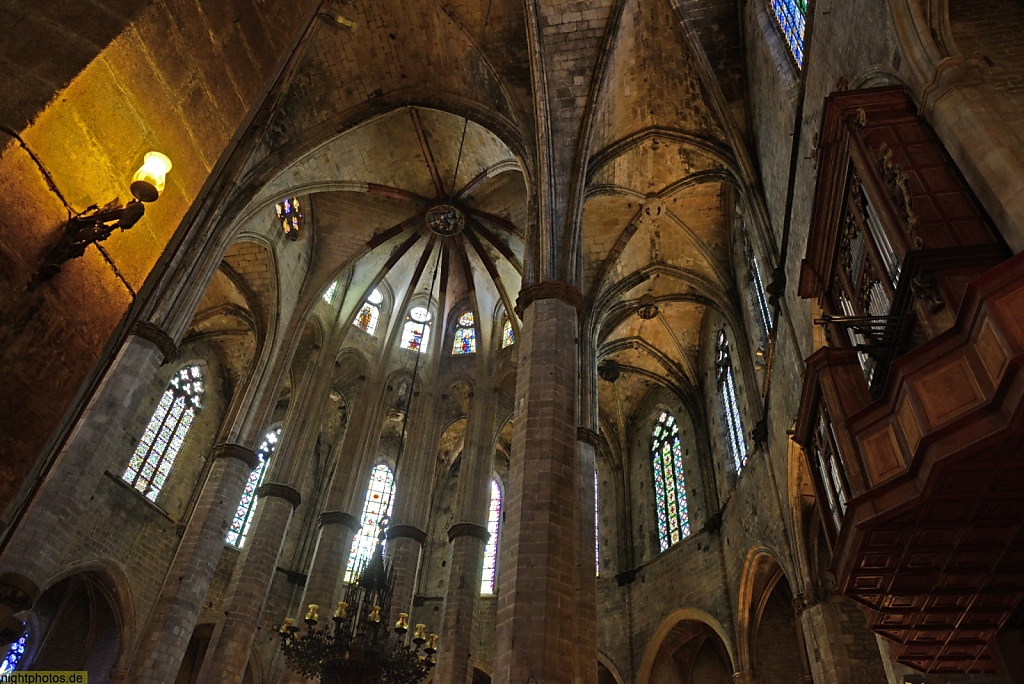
[
  {"xmin": 345, "ymin": 464, "xmax": 396, "ymax": 583},
  {"xmin": 652, "ymin": 411, "xmax": 690, "ymax": 551},
  {"xmin": 452, "ymin": 312, "xmax": 477, "ymax": 355},
  {"xmin": 226, "ymin": 428, "xmax": 280, "ymax": 548},
  {"xmin": 502, "ymin": 317, "xmax": 515, "ymax": 348},
  {"xmin": 122, "ymin": 365, "xmax": 204, "ymax": 502},
  {"xmin": 1, "ymin": 632, "xmax": 27, "ymax": 673},
  {"xmin": 771, "ymin": 0, "xmax": 807, "ymax": 67}
]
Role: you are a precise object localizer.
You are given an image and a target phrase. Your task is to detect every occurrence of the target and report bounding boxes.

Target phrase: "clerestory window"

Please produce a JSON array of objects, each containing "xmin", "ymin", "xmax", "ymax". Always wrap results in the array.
[
  {"xmin": 771, "ymin": 0, "xmax": 807, "ymax": 67},
  {"xmin": 716, "ymin": 330, "xmax": 748, "ymax": 475},
  {"xmin": 452, "ymin": 311, "xmax": 477, "ymax": 355},
  {"xmin": 122, "ymin": 365, "xmax": 204, "ymax": 502},
  {"xmin": 226, "ymin": 427, "xmax": 281, "ymax": 548},
  {"xmin": 481, "ymin": 478, "xmax": 502, "ymax": 595},
  {"xmin": 652, "ymin": 411, "xmax": 691, "ymax": 551},
  {"xmin": 400, "ymin": 306, "xmax": 432, "ymax": 353},
  {"xmin": 501, "ymin": 316, "xmax": 515, "ymax": 348},
  {"xmin": 345, "ymin": 464, "xmax": 396, "ymax": 583},
  {"xmin": 353, "ymin": 288, "xmax": 384, "ymax": 335}
]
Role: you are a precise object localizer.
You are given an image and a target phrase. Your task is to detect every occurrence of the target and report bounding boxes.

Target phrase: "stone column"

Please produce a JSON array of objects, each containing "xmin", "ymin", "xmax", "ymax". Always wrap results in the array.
[
  {"xmin": 194, "ymin": 483, "xmax": 301, "ymax": 684},
  {"xmin": 493, "ymin": 284, "xmax": 584, "ymax": 684},
  {"xmin": 0, "ymin": 323, "xmax": 172, "ymax": 640},
  {"xmin": 128, "ymin": 443, "xmax": 259, "ymax": 684},
  {"xmin": 298, "ymin": 511, "xmax": 360, "ymax": 620},
  {"xmin": 436, "ymin": 524, "xmax": 489, "ymax": 684},
  {"xmin": 732, "ymin": 670, "xmax": 760, "ymax": 683},
  {"xmin": 385, "ymin": 525, "xmax": 427, "ymax": 632},
  {"xmin": 435, "ymin": 386, "xmax": 498, "ymax": 683},
  {"xmin": 575, "ymin": 429, "xmax": 599, "ymax": 684}
]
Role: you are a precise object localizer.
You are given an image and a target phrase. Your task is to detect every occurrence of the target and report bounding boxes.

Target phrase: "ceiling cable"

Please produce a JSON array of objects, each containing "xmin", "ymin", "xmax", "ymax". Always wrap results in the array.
[{"xmin": 449, "ymin": 0, "xmax": 494, "ymax": 196}]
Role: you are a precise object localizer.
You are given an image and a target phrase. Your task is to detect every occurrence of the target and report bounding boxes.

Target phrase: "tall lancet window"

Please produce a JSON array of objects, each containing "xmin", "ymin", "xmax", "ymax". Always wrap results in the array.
[
  {"xmin": 501, "ymin": 316, "xmax": 515, "ymax": 348},
  {"xmin": 717, "ymin": 330, "xmax": 748, "ymax": 475},
  {"xmin": 652, "ymin": 411, "xmax": 690, "ymax": 551},
  {"xmin": 400, "ymin": 306, "xmax": 432, "ymax": 352},
  {"xmin": 771, "ymin": 0, "xmax": 807, "ymax": 67},
  {"xmin": 123, "ymin": 365, "xmax": 204, "ymax": 502},
  {"xmin": 345, "ymin": 464, "xmax": 396, "ymax": 583},
  {"xmin": 1, "ymin": 632, "xmax": 27, "ymax": 673},
  {"xmin": 227, "ymin": 427, "xmax": 281, "ymax": 548},
  {"xmin": 353, "ymin": 288, "xmax": 384, "ymax": 335},
  {"xmin": 743, "ymin": 229, "xmax": 773, "ymax": 341},
  {"xmin": 452, "ymin": 311, "xmax": 477, "ymax": 355},
  {"xmin": 481, "ymin": 478, "xmax": 502, "ymax": 595}
]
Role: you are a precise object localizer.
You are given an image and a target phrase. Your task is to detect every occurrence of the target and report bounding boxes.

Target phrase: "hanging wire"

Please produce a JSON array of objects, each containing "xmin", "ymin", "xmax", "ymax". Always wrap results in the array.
[{"xmin": 392, "ymin": 238, "xmax": 445, "ymax": 479}]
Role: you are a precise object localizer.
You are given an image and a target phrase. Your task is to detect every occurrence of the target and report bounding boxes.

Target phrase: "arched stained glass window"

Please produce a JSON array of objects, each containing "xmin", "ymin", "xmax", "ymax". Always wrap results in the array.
[
  {"xmin": 323, "ymin": 281, "xmax": 338, "ymax": 304},
  {"xmin": 345, "ymin": 464, "xmax": 396, "ymax": 583},
  {"xmin": 354, "ymin": 288, "xmax": 384, "ymax": 335},
  {"xmin": 717, "ymin": 330, "xmax": 748, "ymax": 475},
  {"xmin": 501, "ymin": 317, "xmax": 515, "ymax": 348},
  {"xmin": 1, "ymin": 632, "xmax": 27, "ymax": 674},
  {"xmin": 400, "ymin": 306, "xmax": 431, "ymax": 353},
  {"xmin": 227, "ymin": 427, "xmax": 281, "ymax": 548},
  {"xmin": 452, "ymin": 311, "xmax": 477, "ymax": 355},
  {"xmin": 123, "ymin": 365, "xmax": 204, "ymax": 502},
  {"xmin": 652, "ymin": 411, "xmax": 690, "ymax": 551},
  {"xmin": 481, "ymin": 478, "xmax": 502, "ymax": 595},
  {"xmin": 771, "ymin": 0, "xmax": 807, "ymax": 67}
]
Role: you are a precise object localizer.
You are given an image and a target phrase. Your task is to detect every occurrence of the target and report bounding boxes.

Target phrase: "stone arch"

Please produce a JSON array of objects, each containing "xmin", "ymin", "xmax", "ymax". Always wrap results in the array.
[
  {"xmin": 28, "ymin": 562, "xmax": 134, "ymax": 678},
  {"xmin": 597, "ymin": 650, "xmax": 626, "ymax": 684},
  {"xmin": 637, "ymin": 607, "xmax": 737, "ymax": 684},
  {"xmin": 736, "ymin": 547, "xmax": 810, "ymax": 681}
]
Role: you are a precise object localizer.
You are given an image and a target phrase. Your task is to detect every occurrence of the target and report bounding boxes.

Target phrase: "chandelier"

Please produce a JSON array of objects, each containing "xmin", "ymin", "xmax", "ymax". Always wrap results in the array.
[{"xmin": 278, "ymin": 520, "xmax": 437, "ymax": 684}]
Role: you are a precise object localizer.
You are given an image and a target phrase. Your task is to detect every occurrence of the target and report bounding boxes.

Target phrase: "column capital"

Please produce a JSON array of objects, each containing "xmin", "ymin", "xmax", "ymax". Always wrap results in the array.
[
  {"xmin": 732, "ymin": 670, "xmax": 760, "ymax": 684},
  {"xmin": 447, "ymin": 522, "xmax": 490, "ymax": 543},
  {"xmin": 792, "ymin": 589, "xmax": 823, "ymax": 616},
  {"xmin": 319, "ymin": 510, "xmax": 359, "ymax": 529},
  {"xmin": 212, "ymin": 443, "xmax": 259, "ymax": 471},
  {"xmin": 255, "ymin": 483, "xmax": 301, "ymax": 509},
  {"xmin": 130, "ymin": 320, "xmax": 177, "ymax": 365},
  {"xmin": 514, "ymin": 281, "xmax": 584, "ymax": 319},
  {"xmin": 576, "ymin": 427, "xmax": 601, "ymax": 448},
  {"xmin": 386, "ymin": 524, "xmax": 427, "ymax": 544}
]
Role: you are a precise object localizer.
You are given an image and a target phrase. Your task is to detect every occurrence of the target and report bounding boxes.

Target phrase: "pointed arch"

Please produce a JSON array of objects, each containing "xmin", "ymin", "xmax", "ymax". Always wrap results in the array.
[{"xmin": 122, "ymin": 364, "xmax": 205, "ymax": 502}]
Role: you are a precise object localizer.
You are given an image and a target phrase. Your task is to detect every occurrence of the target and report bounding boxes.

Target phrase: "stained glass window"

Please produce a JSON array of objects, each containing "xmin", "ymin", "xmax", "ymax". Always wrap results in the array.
[
  {"xmin": 594, "ymin": 469, "xmax": 601, "ymax": 576},
  {"xmin": 743, "ymin": 229, "xmax": 773, "ymax": 341},
  {"xmin": 452, "ymin": 311, "xmax": 477, "ymax": 355},
  {"xmin": 276, "ymin": 197, "xmax": 302, "ymax": 240},
  {"xmin": 323, "ymin": 281, "xmax": 338, "ymax": 304},
  {"xmin": 226, "ymin": 427, "xmax": 281, "ymax": 548},
  {"xmin": 122, "ymin": 365, "xmax": 204, "ymax": 502},
  {"xmin": 652, "ymin": 411, "xmax": 690, "ymax": 551},
  {"xmin": 353, "ymin": 288, "xmax": 384, "ymax": 335},
  {"xmin": 0, "ymin": 632, "xmax": 27, "ymax": 674},
  {"xmin": 345, "ymin": 464, "xmax": 396, "ymax": 583},
  {"xmin": 771, "ymin": 0, "xmax": 807, "ymax": 67},
  {"xmin": 717, "ymin": 330, "xmax": 748, "ymax": 475},
  {"xmin": 400, "ymin": 306, "xmax": 431, "ymax": 353},
  {"xmin": 501, "ymin": 317, "xmax": 515, "ymax": 348},
  {"xmin": 481, "ymin": 478, "xmax": 502, "ymax": 595}
]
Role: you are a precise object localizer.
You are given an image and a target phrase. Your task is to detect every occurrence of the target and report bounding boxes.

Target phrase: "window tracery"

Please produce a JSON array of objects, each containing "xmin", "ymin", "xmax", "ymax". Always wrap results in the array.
[
  {"xmin": 227, "ymin": 427, "xmax": 281, "ymax": 548},
  {"xmin": 771, "ymin": 0, "xmax": 807, "ymax": 67},
  {"xmin": 716, "ymin": 330, "xmax": 748, "ymax": 475},
  {"xmin": 501, "ymin": 316, "xmax": 515, "ymax": 348},
  {"xmin": 122, "ymin": 365, "xmax": 204, "ymax": 502},
  {"xmin": 345, "ymin": 464, "xmax": 395, "ymax": 583},
  {"xmin": 452, "ymin": 311, "xmax": 477, "ymax": 355},
  {"xmin": 323, "ymin": 281, "xmax": 338, "ymax": 304},
  {"xmin": 400, "ymin": 306, "xmax": 432, "ymax": 352},
  {"xmin": 0, "ymin": 632, "xmax": 27, "ymax": 674},
  {"xmin": 481, "ymin": 478, "xmax": 502, "ymax": 595},
  {"xmin": 353, "ymin": 288, "xmax": 384, "ymax": 335},
  {"xmin": 652, "ymin": 411, "xmax": 690, "ymax": 551}
]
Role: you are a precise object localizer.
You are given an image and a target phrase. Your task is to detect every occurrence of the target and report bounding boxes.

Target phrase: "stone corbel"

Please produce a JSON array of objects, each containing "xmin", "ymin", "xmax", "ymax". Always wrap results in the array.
[
  {"xmin": 447, "ymin": 522, "xmax": 490, "ymax": 544},
  {"xmin": 255, "ymin": 483, "xmax": 302, "ymax": 509},
  {"xmin": 318, "ymin": 511, "xmax": 359, "ymax": 529},
  {"xmin": 0, "ymin": 572, "xmax": 39, "ymax": 645},
  {"xmin": 514, "ymin": 281, "xmax": 584, "ymax": 320},
  {"xmin": 212, "ymin": 443, "xmax": 260, "ymax": 472},
  {"xmin": 131, "ymin": 320, "xmax": 178, "ymax": 365}
]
